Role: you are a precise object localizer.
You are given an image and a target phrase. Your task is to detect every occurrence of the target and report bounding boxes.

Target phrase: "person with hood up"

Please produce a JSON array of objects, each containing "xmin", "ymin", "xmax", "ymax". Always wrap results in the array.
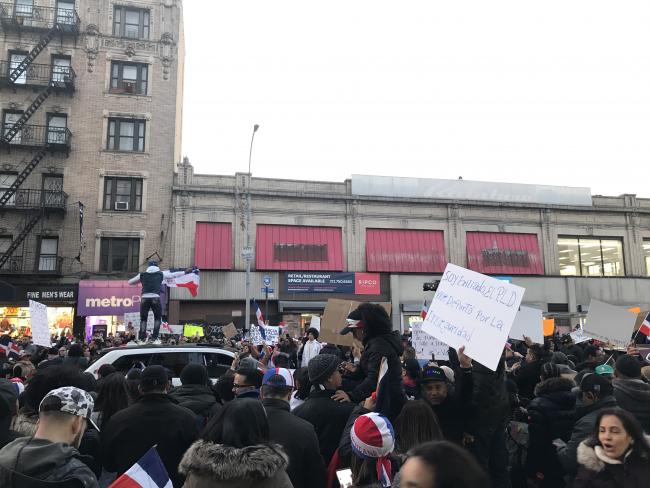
[
  {"xmin": 299, "ymin": 327, "xmax": 322, "ymax": 368},
  {"xmin": 612, "ymin": 354, "xmax": 650, "ymax": 433},
  {"xmin": 0, "ymin": 386, "xmax": 99, "ymax": 487},
  {"xmin": 128, "ymin": 261, "xmax": 193, "ymax": 344},
  {"xmin": 573, "ymin": 408, "xmax": 650, "ymax": 488},
  {"xmin": 0, "ymin": 380, "xmax": 20, "ymax": 450},
  {"xmin": 333, "ymin": 303, "xmax": 406, "ymax": 421},
  {"xmin": 169, "ymin": 363, "xmax": 222, "ymax": 428},
  {"xmin": 557, "ymin": 373, "xmax": 618, "ymax": 475},
  {"xmin": 180, "ymin": 397, "xmax": 293, "ymax": 488},
  {"xmin": 293, "ymin": 354, "xmax": 356, "ymax": 465},
  {"xmin": 525, "ymin": 362, "xmax": 577, "ymax": 487}
]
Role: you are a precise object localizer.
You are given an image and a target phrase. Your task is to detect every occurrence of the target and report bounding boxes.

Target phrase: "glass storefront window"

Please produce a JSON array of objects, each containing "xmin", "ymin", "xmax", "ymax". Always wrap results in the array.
[
  {"xmin": 643, "ymin": 240, "xmax": 650, "ymax": 276},
  {"xmin": 557, "ymin": 237, "xmax": 625, "ymax": 277}
]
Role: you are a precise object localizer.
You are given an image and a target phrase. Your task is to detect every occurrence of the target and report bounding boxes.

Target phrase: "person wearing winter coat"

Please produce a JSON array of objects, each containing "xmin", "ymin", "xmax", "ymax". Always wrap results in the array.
[
  {"xmin": 293, "ymin": 354, "xmax": 356, "ymax": 465},
  {"xmin": 612, "ymin": 354, "xmax": 650, "ymax": 433},
  {"xmin": 525, "ymin": 363, "xmax": 576, "ymax": 487},
  {"xmin": 181, "ymin": 397, "xmax": 293, "ymax": 488},
  {"xmin": 557, "ymin": 373, "xmax": 618, "ymax": 475},
  {"xmin": 573, "ymin": 408, "xmax": 650, "ymax": 488},
  {"xmin": 168, "ymin": 364, "xmax": 222, "ymax": 428},
  {"xmin": 332, "ymin": 303, "xmax": 406, "ymax": 421},
  {"xmin": 299, "ymin": 328, "xmax": 322, "ymax": 368},
  {"xmin": 260, "ymin": 368, "xmax": 326, "ymax": 488},
  {"xmin": 509, "ymin": 344, "xmax": 545, "ymax": 401}
]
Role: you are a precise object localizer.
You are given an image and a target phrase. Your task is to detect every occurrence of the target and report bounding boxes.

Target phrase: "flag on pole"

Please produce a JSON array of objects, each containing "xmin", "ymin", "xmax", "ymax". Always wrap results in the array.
[
  {"xmin": 165, "ymin": 268, "xmax": 200, "ymax": 297},
  {"xmin": 109, "ymin": 447, "xmax": 172, "ymax": 488},
  {"xmin": 420, "ymin": 299, "xmax": 428, "ymax": 320},
  {"xmin": 253, "ymin": 299, "xmax": 265, "ymax": 327},
  {"xmin": 0, "ymin": 338, "xmax": 20, "ymax": 360},
  {"xmin": 640, "ymin": 313, "xmax": 650, "ymax": 337},
  {"xmin": 374, "ymin": 357, "xmax": 391, "ymax": 418}
]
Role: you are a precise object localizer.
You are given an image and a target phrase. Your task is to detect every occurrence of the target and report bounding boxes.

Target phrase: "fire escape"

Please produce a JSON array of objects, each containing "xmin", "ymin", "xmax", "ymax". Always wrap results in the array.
[{"xmin": 0, "ymin": 3, "xmax": 79, "ymax": 273}]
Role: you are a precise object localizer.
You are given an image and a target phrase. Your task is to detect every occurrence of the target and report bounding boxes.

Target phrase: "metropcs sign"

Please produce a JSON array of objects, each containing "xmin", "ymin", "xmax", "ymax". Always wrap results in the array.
[
  {"xmin": 84, "ymin": 294, "xmax": 141, "ymax": 309},
  {"xmin": 77, "ymin": 280, "xmax": 154, "ymax": 316}
]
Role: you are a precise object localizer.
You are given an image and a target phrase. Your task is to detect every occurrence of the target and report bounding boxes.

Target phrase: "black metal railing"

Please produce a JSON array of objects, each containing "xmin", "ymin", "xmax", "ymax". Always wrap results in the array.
[
  {"xmin": 1, "ymin": 124, "xmax": 71, "ymax": 151},
  {"xmin": 0, "ymin": 61, "xmax": 76, "ymax": 90},
  {"xmin": 0, "ymin": 254, "xmax": 63, "ymax": 274},
  {"xmin": 1, "ymin": 188, "xmax": 68, "ymax": 210},
  {"xmin": 0, "ymin": 4, "xmax": 80, "ymax": 34},
  {"xmin": 0, "ymin": 255, "xmax": 23, "ymax": 273}
]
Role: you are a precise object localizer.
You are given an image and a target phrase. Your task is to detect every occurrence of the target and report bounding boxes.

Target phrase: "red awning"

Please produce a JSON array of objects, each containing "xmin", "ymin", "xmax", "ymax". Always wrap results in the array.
[
  {"xmin": 466, "ymin": 232, "xmax": 544, "ymax": 275},
  {"xmin": 256, "ymin": 225, "xmax": 343, "ymax": 271},
  {"xmin": 365, "ymin": 229, "xmax": 446, "ymax": 273},
  {"xmin": 194, "ymin": 223, "xmax": 232, "ymax": 269}
]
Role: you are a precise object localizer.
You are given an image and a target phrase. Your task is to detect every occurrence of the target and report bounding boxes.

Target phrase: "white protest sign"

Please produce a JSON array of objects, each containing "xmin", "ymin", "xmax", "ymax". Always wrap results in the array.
[
  {"xmin": 584, "ymin": 299, "xmax": 636, "ymax": 347},
  {"xmin": 29, "ymin": 300, "xmax": 50, "ymax": 347},
  {"xmin": 310, "ymin": 316, "xmax": 321, "ymax": 332},
  {"xmin": 422, "ymin": 263, "xmax": 525, "ymax": 371},
  {"xmin": 412, "ymin": 321, "xmax": 449, "ymax": 360},
  {"xmin": 249, "ymin": 325, "xmax": 280, "ymax": 345},
  {"xmin": 509, "ymin": 306, "xmax": 544, "ymax": 345},
  {"xmin": 123, "ymin": 312, "xmax": 154, "ymax": 331},
  {"xmin": 570, "ymin": 328, "xmax": 591, "ymax": 344}
]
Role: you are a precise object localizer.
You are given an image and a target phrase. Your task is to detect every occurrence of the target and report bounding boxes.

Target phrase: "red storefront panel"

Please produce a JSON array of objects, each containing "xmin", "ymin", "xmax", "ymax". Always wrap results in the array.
[
  {"xmin": 365, "ymin": 229, "xmax": 447, "ymax": 273},
  {"xmin": 256, "ymin": 225, "xmax": 344, "ymax": 271},
  {"xmin": 466, "ymin": 232, "xmax": 544, "ymax": 275},
  {"xmin": 194, "ymin": 223, "xmax": 232, "ymax": 269}
]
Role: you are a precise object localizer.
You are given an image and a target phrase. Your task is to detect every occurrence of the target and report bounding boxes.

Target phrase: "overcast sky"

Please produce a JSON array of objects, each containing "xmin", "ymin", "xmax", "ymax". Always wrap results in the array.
[{"xmin": 182, "ymin": 1, "xmax": 650, "ymax": 197}]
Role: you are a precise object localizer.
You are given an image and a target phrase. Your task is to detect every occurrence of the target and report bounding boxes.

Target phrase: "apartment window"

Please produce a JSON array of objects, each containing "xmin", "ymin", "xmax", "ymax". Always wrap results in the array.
[
  {"xmin": 110, "ymin": 61, "xmax": 148, "ymax": 95},
  {"xmin": 0, "ymin": 236, "xmax": 11, "ymax": 254},
  {"xmin": 51, "ymin": 56, "xmax": 72, "ymax": 84},
  {"xmin": 557, "ymin": 237, "xmax": 625, "ymax": 277},
  {"xmin": 107, "ymin": 118, "xmax": 145, "ymax": 152},
  {"xmin": 103, "ymin": 177, "xmax": 142, "ymax": 212},
  {"xmin": 14, "ymin": 0, "xmax": 33, "ymax": 17},
  {"xmin": 37, "ymin": 237, "xmax": 58, "ymax": 272},
  {"xmin": 56, "ymin": 0, "xmax": 75, "ymax": 25},
  {"xmin": 42, "ymin": 174, "xmax": 64, "ymax": 207},
  {"xmin": 644, "ymin": 240, "xmax": 650, "ymax": 276},
  {"xmin": 9, "ymin": 52, "xmax": 27, "ymax": 84},
  {"xmin": 0, "ymin": 173, "xmax": 17, "ymax": 206},
  {"xmin": 47, "ymin": 113, "xmax": 68, "ymax": 144},
  {"xmin": 3, "ymin": 111, "xmax": 23, "ymax": 144},
  {"xmin": 100, "ymin": 238, "xmax": 140, "ymax": 273},
  {"xmin": 113, "ymin": 6, "xmax": 150, "ymax": 40}
]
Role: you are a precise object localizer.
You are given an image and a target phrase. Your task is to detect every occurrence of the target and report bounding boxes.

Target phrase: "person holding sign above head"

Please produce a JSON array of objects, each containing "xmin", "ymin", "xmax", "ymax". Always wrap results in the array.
[{"xmin": 333, "ymin": 303, "xmax": 406, "ymax": 421}]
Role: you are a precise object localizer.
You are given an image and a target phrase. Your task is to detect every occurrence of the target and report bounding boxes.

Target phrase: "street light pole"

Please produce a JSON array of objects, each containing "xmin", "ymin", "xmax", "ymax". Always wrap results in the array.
[{"xmin": 244, "ymin": 124, "xmax": 259, "ymax": 333}]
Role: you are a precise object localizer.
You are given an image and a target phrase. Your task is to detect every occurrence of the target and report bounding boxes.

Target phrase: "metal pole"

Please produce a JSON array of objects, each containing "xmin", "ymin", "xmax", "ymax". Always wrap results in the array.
[
  {"xmin": 265, "ymin": 287, "xmax": 269, "ymax": 324},
  {"xmin": 244, "ymin": 124, "xmax": 259, "ymax": 333}
]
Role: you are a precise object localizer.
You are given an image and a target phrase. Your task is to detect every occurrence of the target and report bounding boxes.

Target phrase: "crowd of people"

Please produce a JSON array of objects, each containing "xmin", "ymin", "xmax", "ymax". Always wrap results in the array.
[{"xmin": 0, "ymin": 302, "xmax": 649, "ymax": 487}]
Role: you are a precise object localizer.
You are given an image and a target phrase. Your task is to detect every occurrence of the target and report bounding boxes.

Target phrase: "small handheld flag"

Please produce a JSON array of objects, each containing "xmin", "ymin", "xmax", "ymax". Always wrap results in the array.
[{"xmin": 109, "ymin": 447, "xmax": 172, "ymax": 488}]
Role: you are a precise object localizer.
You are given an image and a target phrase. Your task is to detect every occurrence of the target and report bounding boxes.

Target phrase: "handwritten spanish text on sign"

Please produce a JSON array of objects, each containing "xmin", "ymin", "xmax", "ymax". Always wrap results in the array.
[
  {"xmin": 412, "ymin": 321, "xmax": 449, "ymax": 361},
  {"xmin": 422, "ymin": 263, "xmax": 525, "ymax": 371},
  {"xmin": 30, "ymin": 300, "xmax": 51, "ymax": 347}
]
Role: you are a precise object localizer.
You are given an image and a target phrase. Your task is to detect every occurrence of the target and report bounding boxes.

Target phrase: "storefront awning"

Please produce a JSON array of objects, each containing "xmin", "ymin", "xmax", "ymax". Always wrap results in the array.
[
  {"xmin": 195, "ymin": 222, "xmax": 232, "ymax": 270},
  {"xmin": 366, "ymin": 229, "xmax": 446, "ymax": 273},
  {"xmin": 466, "ymin": 232, "xmax": 544, "ymax": 275}
]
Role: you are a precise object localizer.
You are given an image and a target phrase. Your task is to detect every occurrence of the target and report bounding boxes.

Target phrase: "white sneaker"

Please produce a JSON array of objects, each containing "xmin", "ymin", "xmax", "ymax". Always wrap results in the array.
[{"xmin": 152, "ymin": 339, "xmax": 161, "ymax": 345}]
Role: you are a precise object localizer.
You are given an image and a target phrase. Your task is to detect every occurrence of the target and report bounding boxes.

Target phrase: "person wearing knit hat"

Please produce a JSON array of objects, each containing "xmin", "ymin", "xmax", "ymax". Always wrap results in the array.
[
  {"xmin": 612, "ymin": 354, "xmax": 650, "ymax": 433},
  {"xmin": 350, "ymin": 412, "xmax": 396, "ymax": 488},
  {"xmin": 294, "ymin": 354, "xmax": 356, "ymax": 465}
]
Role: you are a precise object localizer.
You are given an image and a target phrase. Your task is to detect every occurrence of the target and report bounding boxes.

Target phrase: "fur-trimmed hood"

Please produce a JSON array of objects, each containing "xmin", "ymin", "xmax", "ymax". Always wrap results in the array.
[
  {"xmin": 577, "ymin": 436, "xmax": 650, "ymax": 473},
  {"xmin": 534, "ymin": 376, "xmax": 575, "ymax": 397},
  {"xmin": 179, "ymin": 440, "xmax": 290, "ymax": 481}
]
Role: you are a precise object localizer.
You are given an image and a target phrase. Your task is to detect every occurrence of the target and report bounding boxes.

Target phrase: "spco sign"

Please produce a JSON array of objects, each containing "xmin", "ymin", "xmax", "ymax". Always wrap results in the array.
[{"xmin": 77, "ymin": 280, "xmax": 144, "ymax": 316}]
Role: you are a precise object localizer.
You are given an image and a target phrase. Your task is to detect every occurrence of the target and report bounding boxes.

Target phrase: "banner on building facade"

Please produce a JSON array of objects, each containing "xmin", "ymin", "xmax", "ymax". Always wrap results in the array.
[{"xmin": 285, "ymin": 272, "xmax": 380, "ymax": 295}]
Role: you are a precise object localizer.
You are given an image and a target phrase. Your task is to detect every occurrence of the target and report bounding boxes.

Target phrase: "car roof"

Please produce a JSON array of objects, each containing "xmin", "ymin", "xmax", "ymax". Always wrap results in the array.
[{"xmin": 97, "ymin": 344, "xmax": 236, "ymax": 355}]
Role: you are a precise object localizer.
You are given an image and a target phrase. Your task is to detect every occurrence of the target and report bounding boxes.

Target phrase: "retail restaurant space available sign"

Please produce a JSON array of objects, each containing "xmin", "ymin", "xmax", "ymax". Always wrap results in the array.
[
  {"xmin": 29, "ymin": 300, "xmax": 51, "ymax": 347},
  {"xmin": 584, "ymin": 299, "xmax": 637, "ymax": 347},
  {"xmin": 422, "ymin": 263, "xmax": 525, "ymax": 371},
  {"xmin": 286, "ymin": 272, "xmax": 380, "ymax": 294},
  {"xmin": 411, "ymin": 321, "xmax": 449, "ymax": 361}
]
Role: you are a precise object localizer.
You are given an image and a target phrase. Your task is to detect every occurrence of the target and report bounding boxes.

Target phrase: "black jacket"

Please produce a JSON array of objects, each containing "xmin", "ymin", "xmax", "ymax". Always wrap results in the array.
[
  {"xmin": 347, "ymin": 331, "xmax": 406, "ymax": 420},
  {"xmin": 100, "ymin": 392, "xmax": 200, "ymax": 487},
  {"xmin": 427, "ymin": 367, "xmax": 473, "ymax": 444},
  {"xmin": 525, "ymin": 377, "xmax": 576, "ymax": 483},
  {"xmin": 512, "ymin": 359, "xmax": 543, "ymax": 400},
  {"xmin": 466, "ymin": 362, "xmax": 510, "ymax": 434},
  {"xmin": 262, "ymin": 397, "xmax": 326, "ymax": 488},
  {"xmin": 612, "ymin": 378, "xmax": 650, "ymax": 433},
  {"xmin": 293, "ymin": 388, "xmax": 356, "ymax": 465},
  {"xmin": 168, "ymin": 384, "xmax": 222, "ymax": 427}
]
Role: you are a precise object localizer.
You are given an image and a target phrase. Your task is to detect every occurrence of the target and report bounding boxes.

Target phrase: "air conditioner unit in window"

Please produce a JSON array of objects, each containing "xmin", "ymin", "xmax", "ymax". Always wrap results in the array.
[{"xmin": 115, "ymin": 201, "xmax": 129, "ymax": 211}]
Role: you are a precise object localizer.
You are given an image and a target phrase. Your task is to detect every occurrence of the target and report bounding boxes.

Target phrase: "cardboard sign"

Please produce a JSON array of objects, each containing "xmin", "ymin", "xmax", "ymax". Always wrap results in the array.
[
  {"xmin": 319, "ymin": 299, "xmax": 392, "ymax": 347},
  {"xmin": 509, "ymin": 306, "xmax": 544, "ymax": 344},
  {"xmin": 309, "ymin": 316, "xmax": 321, "ymax": 332},
  {"xmin": 543, "ymin": 319, "xmax": 555, "ymax": 337},
  {"xmin": 223, "ymin": 322, "xmax": 238, "ymax": 340},
  {"xmin": 412, "ymin": 321, "xmax": 449, "ymax": 360},
  {"xmin": 584, "ymin": 299, "xmax": 637, "ymax": 347},
  {"xmin": 29, "ymin": 300, "xmax": 50, "ymax": 347},
  {"xmin": 422, "ymin": 263, "xmax": 525, "ymax": 371}
]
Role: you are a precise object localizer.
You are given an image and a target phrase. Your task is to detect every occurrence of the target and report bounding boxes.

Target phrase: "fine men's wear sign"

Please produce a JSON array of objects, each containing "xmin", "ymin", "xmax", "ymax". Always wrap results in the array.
[
  {"xmin": 15, "ymin": 285, "xmax": 77, "ymax": 302},
  {"xmin": 286, "ymin": 272, "xmax": 381, "ymax": 295}
]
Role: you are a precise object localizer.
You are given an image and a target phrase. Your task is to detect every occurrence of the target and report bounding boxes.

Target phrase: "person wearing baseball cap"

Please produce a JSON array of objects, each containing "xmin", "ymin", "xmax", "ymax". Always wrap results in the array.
[
  {"xmin": 294, "ymin": 355, "xmax": 357, "ymax": 466},
  {"xmin": 418, "ymin": 348, "xmax": 473, "ymax": 444},
  {"xmin": 261, "ymin": 368, "xmax": 326, "ymax": 488},
  {"xmin": 0, "ymin": 386, "xmax": 99, "ymax": 487}
]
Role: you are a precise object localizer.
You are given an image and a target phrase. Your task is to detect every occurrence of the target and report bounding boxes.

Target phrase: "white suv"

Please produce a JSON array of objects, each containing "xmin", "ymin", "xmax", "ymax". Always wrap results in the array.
[{"xmin": 85, "ymin": 345, "xmax": 235, "ymax": 386}]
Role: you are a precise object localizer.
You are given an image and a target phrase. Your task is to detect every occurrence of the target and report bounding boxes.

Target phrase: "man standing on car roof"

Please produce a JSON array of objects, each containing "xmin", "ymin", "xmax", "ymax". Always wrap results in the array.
[{"xmin": 128, "ymin": 261, "xmax": 192, "ymax": 345}]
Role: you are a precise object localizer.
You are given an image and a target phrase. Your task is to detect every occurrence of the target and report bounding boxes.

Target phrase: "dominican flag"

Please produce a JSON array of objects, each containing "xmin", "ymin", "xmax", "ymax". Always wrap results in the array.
[
  {"xmin": 421, "ymin": 299, "xmax": 428, "ymax": 320},
  {"xmin": 640, "ymin": 313, "xmax": 650, "ymax": 337},
  {"xmin": 374, "ymin": 356, "xmax": 391, "ymax": 418},
  {"xmin": 109, "ymin": 447, "xmax": 172, "ymax": 488},
  {"xmin": 253, "ymin": 299, "xmax": 265, "ymax": 327},
  {"xmin": 165, "ymin": 269, "xmax": 200, "ymax": 297},
  {"xmin": 0, "ymin": 338, "xmax": 20, "ymax": 360}
]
